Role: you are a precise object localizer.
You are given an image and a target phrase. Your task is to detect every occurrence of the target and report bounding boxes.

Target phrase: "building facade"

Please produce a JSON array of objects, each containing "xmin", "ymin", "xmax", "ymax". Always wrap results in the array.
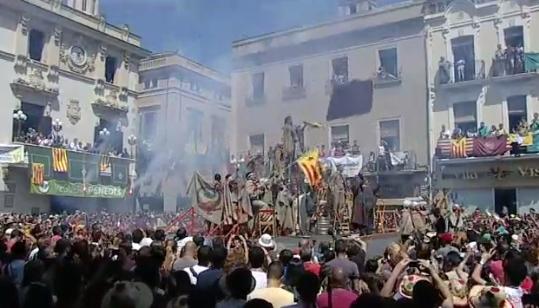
[
  {"xmin": 231, "ymin": 0, "xmax": 429, "ymax": 198},
  {"xmin": 0, "ymin": 0, "xmax": 149, "ymax": 213},
  {"xmin": 426, "ymin": 0, "xmax": 539, "ymax": 212},
  {"xmin": 137, "ymin": 52, "xmax": 231, "ymax": 212}
]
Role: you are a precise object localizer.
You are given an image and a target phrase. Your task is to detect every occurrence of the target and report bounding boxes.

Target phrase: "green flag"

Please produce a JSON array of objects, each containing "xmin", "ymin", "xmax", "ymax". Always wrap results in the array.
[{"xmin": 525, "ymin": 53, "xmax": 539, "ymax": 72}]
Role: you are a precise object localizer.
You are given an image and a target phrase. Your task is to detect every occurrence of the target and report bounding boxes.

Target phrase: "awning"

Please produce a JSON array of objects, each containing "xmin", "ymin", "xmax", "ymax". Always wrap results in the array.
[{"xmin": 0, "ymin": 145, "xmax": 25, "ymax": 164}]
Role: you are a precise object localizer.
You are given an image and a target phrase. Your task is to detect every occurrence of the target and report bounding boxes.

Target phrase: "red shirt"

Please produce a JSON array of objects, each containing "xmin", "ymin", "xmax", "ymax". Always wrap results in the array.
[
  {"xmin": 317, "ymin": 289, "xmax": 358, "ymax": 308},
  {"xmin": 304, "ymin": 261, "xmax": 321, "ymax": 277}
]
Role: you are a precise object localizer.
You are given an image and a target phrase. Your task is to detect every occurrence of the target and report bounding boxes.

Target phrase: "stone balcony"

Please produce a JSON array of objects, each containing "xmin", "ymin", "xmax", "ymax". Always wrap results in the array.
[{"xmin": 11, "ymin": 55, "xmax": 60, "ymax": 98}]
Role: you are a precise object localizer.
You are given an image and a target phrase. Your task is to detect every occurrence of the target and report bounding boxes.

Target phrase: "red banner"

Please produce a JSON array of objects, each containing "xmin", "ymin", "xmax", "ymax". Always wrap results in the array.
[{"xmin": 472, "ymin": 136, "xmax": 509, "ymax": 157}]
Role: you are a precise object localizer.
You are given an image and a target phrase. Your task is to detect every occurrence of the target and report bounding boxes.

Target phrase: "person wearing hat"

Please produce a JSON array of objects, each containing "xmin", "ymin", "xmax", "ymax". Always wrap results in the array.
[
  {"xmin": 245, "ymin": 172, "xmax": 268, "ymax": 230},
  {"xmin": 448, "ymin": 204, "xmax": 464, "ymax": 232}
]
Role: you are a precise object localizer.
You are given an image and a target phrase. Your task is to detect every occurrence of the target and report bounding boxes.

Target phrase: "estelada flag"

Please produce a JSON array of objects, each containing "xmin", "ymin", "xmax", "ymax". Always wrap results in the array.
[
  {"xmin": 297, "ymin": 149, "xmax": 322, "ymax": 187},
  {"xmin": 32, "ymin": 163, "xmax": 44, "ymax": 185},
  {"xmin": 52, "ymin": 148, "xmax": 68, "ymax": 172},
  {"xmin": 451, "ymin": 138, "xmax": 468, "ymax": 158},
  {"xmin": 99, "ymin": 155, "xmax": 112, "ymax": 175}
]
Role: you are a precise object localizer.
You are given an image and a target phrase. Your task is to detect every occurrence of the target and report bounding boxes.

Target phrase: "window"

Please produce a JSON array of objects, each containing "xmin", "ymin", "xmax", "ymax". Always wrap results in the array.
[
  {"xmin": 504, "ymin": 26, "xmax": 524, "ymax": 48},
  {"xmin": 15, "ymin": 102, "xmax": 51, "ymax": 140},
  {"xmin": 252, "ymin": 72, "xmax": 265, "ymax": 99},
  {"xmin": 289, "ymin": 64, "xmax": 304, "ymax": 88},
  {"xmin": 211, "ymin": 116, "xmax": 225, "ymax": 150},
  {"xmin": 28, "ymin": 29, "xmax": 45, "ymax": 62},
  {"xmin": 453, "ymin": 101, "xmax": 477, "ymax": 133},
  {"xmin": 105, "ymin": 56, "xmax": 117, "ymax": 83},
  {"xmin": 332, "ymin": 57, "xmax": 348, "ymax": 84},
  {"xmin": 331, "ymin": 125, "xmax": 349, "ymax": 147},
  {"xmin": 94, "ymin": 118, "xmax": 123, "ymax": 154},
  {"xmin": 379, "ymin": 120, "xmax": 400, "ymax": 152},
  {"xmin": 187, "ymin": 108, "xmax": 203, "ymax": 152},
  {"xmin": 82, "ymin": 0, "xmax": 87, "ymax": 11},
  {"xmin": 349, "ymin": 4, "xmax": 357, "ymax": 14},
  {"xmin": 507, "ymin": 95, "xmax": 527, "ymax": 132},
  {"xmin": 249, "ymin": 134, "xmax": 265, "ymax": 155},
  {"xmin": 451, "ymin": 36, "xmax": 475, "ymax": 82},
  {"xmin": 139, "ymin": 110, "xmax": 158, "ymax": 141},
  {"xmin": 378, "ymin": 48, "xmax": 398, "ymax": 78},
  {"xmin": 151, "ymin": 78, "xmax": 158, "ymax": 88}
]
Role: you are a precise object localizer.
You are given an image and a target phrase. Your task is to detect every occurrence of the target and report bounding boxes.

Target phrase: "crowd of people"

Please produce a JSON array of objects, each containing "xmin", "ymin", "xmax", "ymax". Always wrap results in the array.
[
  {"xmin": 439, "ymin": 112, "xmax": 539, "ymax": 141},
  {"xmin": 15, "ymin": 127, "xmax": 130, "ymax": 158},
  {"xmin": 1, "ymin": 203, "xmax": 539, "ymax": 308}
]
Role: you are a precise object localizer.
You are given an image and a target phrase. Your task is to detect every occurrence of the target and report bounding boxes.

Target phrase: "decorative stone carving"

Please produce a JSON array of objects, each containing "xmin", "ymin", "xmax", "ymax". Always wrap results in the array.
[
  {"xmin": 121, "ymin": 24, "xmax": 130, "ymax": 41},
  {"xmin": 472, "ymin": 17, "xmax": 480, "ymax": 28},
  {"xmin": 66, "ymin": 99, "xmax": 81, "ymax": 125},
  {"xmin": 53, "ymin": 26, "xmax": 62, "ymax": 46},
  {"xmin": 60, "ymin": 36, "xmax": 96, "ymax": 74},
  {"xmin": 123, "ymin": 52, "xmax": 130, "ymax": 69},
  {"xmin": 99, "ymin": 44, "xmax": 107, "ymax": 61},
  {"xmin": 14, "ymin": 55, "xmax": 28, "ymax": 74},
  {"xmin": 119, "ymin": 87, "xmax": 128, "ymax": 101},
  {"xmin": 20, "ymin": 15, "xmax": 30, "ymax": 35},
  {"xmin": 98, "ymin": 15, "xmax": 106, "ymax": 32},
  {"xmin": 95, "ymin": 79, "xmax": 105, "ymax": 96}
]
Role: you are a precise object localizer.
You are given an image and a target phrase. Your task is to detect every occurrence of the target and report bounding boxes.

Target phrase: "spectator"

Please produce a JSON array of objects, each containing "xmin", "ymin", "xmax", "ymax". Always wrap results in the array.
[
  {"xmin": 301, "ymin": 248, "xmax": 321, "ymax": 277},
  {"xmin": 317, "ymin": 267, "xmax": 358, "ymax": 308},
  {"xmin": 325, "ymin": 239, "xmax": 359, "ymax": 285},
  {"xmin": 216, "ymin": 267, "xmax": 256, "ymax": 308},
  {"xmin": 172, "ymin": 242, "xmax": 197, "ymax": 271},
  {"xmin": 248, "ymin": 261, "xmax": 295, "ymax": 307},
  {"xmin": 184, "ymin": 245, "xmax": 211, "ymax": 285},
  {"xmin": 284, "ymin": 272, "xmax": 320, "ymax": 308},
  {"xmin": 196, "ymin": 246, "xmax": 227, "ymax": 302},
  {"xmin": 249, "ymin": 246, "xmax": 267, "ymax": 289}
]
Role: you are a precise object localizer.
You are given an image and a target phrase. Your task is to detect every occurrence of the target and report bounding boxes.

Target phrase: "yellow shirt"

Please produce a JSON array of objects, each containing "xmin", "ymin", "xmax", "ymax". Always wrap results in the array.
[{"xmin": 248, "ymin": 287, "xmax": 295, "ymax": 308}]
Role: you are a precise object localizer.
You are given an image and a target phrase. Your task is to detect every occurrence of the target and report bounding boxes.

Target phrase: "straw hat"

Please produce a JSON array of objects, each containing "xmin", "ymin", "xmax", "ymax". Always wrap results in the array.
[
  {"xmin": 398, "ymin": 274, "xmax": 429, "ymax": 299},
  {"xmin": 468, "ymin": 285, "xmax": 512, "ymax": 308}
]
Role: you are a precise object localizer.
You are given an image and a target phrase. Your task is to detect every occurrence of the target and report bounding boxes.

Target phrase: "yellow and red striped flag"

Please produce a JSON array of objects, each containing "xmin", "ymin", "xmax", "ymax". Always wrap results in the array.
[
  {"xmin": 451, "ymin": 138, "xmax": 468, "ymax": 158},
  {"xmin": 297, "ymin": 149, "xmax": 322, "ymax": 187},
  {"xmin": 99, "ymin": 155, "xmax": 112, "ymax": 175},
  {"xmin": 31, "ymin": 163, "xmax": 44, "ymax": 185},
  {"xmin": 52, "ymin": 148, "xmax": 68, "ymax": 172}
]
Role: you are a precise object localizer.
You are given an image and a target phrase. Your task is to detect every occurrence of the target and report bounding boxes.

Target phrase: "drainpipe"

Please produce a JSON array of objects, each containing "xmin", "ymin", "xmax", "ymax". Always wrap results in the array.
[{"xmin": 424, "ymin": 25, "xmax": 433, "ymax": 201}]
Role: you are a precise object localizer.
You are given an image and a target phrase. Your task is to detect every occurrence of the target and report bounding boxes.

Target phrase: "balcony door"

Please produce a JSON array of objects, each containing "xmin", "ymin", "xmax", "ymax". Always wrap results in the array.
[{"xmin": 451, "ymin": 36, "xmax": 475, "ymax": 82}]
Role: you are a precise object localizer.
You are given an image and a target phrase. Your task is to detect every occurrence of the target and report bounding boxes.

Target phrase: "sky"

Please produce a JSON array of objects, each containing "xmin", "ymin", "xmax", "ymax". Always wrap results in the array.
[{"xmin": 102, "ymin": 0, "xmax": 338, "ymax": 72}]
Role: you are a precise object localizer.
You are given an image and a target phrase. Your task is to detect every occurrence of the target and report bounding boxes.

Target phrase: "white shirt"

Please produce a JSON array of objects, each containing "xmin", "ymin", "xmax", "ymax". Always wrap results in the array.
[
  {"xmin": 251, "ymin": 269, "xmax": 267, "ymax": 290},
  {"xmin": 29, "ymin": 247, "xmax": 39, "ymax": 260},
  {"xmin": 183, "ymin": 265, "xmax": 208, "ymax": 285},
  {"xmin": 177, "ymin": 236, "xmax": 193, "ymax": 251}
]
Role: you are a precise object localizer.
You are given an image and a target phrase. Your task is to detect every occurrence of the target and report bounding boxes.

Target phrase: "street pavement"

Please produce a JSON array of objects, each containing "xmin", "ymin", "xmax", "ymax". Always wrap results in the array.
[{"xmin": 275, "ymin": 233, "xmax": 399, "ymax": 258}]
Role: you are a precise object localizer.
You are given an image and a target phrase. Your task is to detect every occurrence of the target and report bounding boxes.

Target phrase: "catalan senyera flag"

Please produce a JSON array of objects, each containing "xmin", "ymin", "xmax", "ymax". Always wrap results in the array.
[
  {"xmin": 31, "ymin": 163, "xmax": 44, "ymax": 185},
  {"xmin": 99, "ymin": 155, "xmax": 112, "ymax": 175},
  {"xmin": 451, "ymin": 138, "xmax": 468, "ymax": 158},
  {"xmin": 297, "ymin": 149, "xmax": 322, "ymax": 187},
  {"xmin": 52, "ymin": 148, "xmax": 68, "ymax": 172}
]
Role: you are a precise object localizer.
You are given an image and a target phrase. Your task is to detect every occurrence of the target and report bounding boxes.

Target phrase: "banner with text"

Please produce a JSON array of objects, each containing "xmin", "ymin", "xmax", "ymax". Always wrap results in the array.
[{"xmin": 30, "ymin": 179, "xmax": 126, "ymax": 198}]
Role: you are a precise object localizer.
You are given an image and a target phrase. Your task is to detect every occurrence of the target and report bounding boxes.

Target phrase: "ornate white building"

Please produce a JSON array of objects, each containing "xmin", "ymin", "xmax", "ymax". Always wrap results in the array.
[
  {"xmin": 137, "ymin": 52, "xmax": 231, "ymax": 212},
  {"xmin": 426, "ymin": 0, "xmax": 539, "ymax": 212},
  {"xmin": 0, "ymin": 0, "xmax": 149, "ymax": 213}
]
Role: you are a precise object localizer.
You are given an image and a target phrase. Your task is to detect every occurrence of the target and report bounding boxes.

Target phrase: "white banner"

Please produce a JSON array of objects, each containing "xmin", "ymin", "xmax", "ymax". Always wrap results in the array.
[{"xmin": 324, "ymin": 154, "xmax": 363, "ymax": 178}]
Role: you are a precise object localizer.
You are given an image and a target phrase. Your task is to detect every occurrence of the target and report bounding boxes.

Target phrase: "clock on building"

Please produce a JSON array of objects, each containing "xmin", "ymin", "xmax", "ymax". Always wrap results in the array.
[{"xmin": 69, "ymin": 45, "xmax": 87, "ymax": 66}]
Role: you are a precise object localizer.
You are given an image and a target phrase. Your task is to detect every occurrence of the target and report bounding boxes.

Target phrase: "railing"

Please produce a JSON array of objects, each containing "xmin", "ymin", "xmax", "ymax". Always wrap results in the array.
[
  {"xmin": 325, "ymin": 77, "xmax": 349, "ymax": 95},
  {"xmin": 435, "ymin": 134, "xmax": 538, "ymax": 159},
  {"xmin": 424, "ymin": 0, "xmax": 496, "ymax": 15},
  {"xmin": 373, "ymin": 69, "xmax": 402, "ymax": 87},
  {"xmin": 282, "ymin": 86, "xmax": 307, "ymax": 101},
  {"xmin": 438, "ymin": 59, "xmax": 485, "ymax": 85}
]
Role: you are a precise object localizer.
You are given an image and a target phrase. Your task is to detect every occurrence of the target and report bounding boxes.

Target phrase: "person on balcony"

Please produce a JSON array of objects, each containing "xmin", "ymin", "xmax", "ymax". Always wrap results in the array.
[
  {"xmin": 494, "ymin": 44, "xmax": 506, "ymax": 76},
  {"xmin": 456, "ymin": 58, "xmax": 466, "ymax": 81},
  {"xmin": 478, "ymin": 122, "xmax": 490, "ymax": 137},
  {"xmin": 350, "ymin": 140, "xmax": 360, "ymax": 155},
  {"xmin": 495, "ymin": 123, "xmax": 507, "ymax": 137},
  {"xmin": 529, "ymin": 113, "xmax": 539, "ymax": 152},
  {"xmin": 438, "ymin": 57, "xmax": 451, "ymax": 84},
  {"xmin": 515, "ymin": 45, "xmax": 525, "ymax": 73},
  {"xmin": 506, "ymin": 46, "xmax": 515, "ymax": 74},
  {"xmin": 439, "ymin": 125, "xmax": 451, "ymax": 139}
]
